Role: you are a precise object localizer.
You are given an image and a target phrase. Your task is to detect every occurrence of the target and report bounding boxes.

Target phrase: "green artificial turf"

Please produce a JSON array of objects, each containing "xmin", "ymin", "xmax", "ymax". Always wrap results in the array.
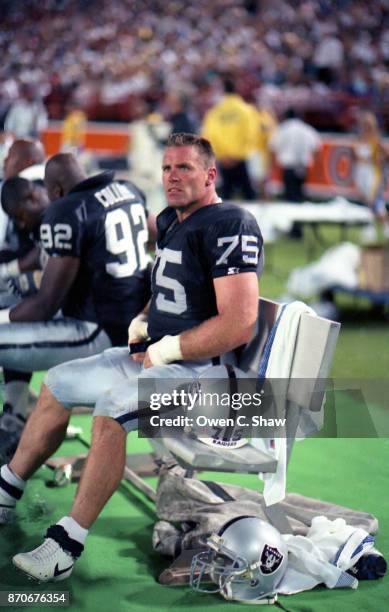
[
  {"xmin": 1, "ymin": 227, "xmax": 388, "ymax": 610},
  {"xmin": 1, "ymin": 417, "xmax": 388, "ymax": 612}
]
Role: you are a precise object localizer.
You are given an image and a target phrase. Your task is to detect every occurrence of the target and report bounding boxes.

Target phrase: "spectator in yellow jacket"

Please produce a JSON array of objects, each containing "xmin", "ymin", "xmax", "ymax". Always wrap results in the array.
[
  {"xmin": 202, "ymin": 78, "xmax": 257, "ymax": 200},
  {"xmin": 61, "ymin": 102, "xmax": 87, "ymax": 153}
]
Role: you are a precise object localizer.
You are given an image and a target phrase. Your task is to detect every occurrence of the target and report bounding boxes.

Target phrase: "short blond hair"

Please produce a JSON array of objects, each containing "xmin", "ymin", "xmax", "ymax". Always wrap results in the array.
[{"xmin": 166, "ymin": 133, "xmax": 216, "ymax": 167}]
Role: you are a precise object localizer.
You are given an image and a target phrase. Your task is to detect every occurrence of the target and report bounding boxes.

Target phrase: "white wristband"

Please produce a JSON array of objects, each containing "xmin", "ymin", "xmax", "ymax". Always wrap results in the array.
[
  {"xmin": 0, "ymin": 259, "xmax": 20, "ymax": 279},
  {"xmin": 148, "ymin": 335, "xmax": 183, "ymax": 366},
  {"xmin": 0, "ymin": 309, "xmax": 11, "ymax": 324},
  {"xmin": 128, "ymin": 313, "xmax": 149, "ymax": 344}
]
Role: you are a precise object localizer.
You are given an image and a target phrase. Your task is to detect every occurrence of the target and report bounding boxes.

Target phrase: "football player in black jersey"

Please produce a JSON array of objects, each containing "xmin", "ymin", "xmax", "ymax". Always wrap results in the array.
[
  {"xmin": 0, "ymin": 154, "xmax": 153, "ymax": 461},
  {"xmin": 0, "ymin": 140, "xmax": 46, "ymax": 294},
  {"xmin": 1, "ymin": 134, "xmax": 263, "ymax": 582},
  {"xmin": 1, "ymin": 176, "xmax": 47, "ymax": 274},
  {"xmin": 0, "ymin": 140, "xmax": 47, "ymax": 458}
]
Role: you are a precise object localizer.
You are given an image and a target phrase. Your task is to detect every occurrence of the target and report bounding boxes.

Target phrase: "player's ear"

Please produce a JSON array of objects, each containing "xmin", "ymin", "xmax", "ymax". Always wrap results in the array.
[
  {"xmin": 53, "ymin": 182, "xmax": 63, "ymax": 200},
  {"xmin": 206, "ymin": 166, "xmax": 217, "ymax": 186}
]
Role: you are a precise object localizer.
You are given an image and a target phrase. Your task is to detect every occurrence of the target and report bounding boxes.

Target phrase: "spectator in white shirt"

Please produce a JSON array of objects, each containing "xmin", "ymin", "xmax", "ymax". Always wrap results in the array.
[
  {"xmin": 4, "ymin": 85, "xmax": 48, "ymax": 140},
  {"xmin": 270, "ymin": 108, "xmax": 321, "ymax": 203}
]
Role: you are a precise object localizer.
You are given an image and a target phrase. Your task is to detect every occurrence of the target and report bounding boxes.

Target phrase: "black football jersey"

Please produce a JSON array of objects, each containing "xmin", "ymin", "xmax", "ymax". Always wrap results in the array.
[
  {"xmin": 41, "ymin": 171, "xmax": 151, "ymax": 345},
  {"xmin": 148, "ymin": 203, "xmax": 263, "ymax": 339}
]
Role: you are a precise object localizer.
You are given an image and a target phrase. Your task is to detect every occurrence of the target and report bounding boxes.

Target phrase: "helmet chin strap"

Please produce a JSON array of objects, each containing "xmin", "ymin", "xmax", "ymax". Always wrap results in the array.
[{"xmin": 207, "ymin": 533, "xmax": 222, "ymax": 550}]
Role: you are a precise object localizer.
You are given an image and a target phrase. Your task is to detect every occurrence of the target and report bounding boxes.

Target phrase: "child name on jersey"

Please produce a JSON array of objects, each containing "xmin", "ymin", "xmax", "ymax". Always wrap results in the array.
[{"xmin": 95, "ymin": 182, "xmax": 137, "ymax": 208}]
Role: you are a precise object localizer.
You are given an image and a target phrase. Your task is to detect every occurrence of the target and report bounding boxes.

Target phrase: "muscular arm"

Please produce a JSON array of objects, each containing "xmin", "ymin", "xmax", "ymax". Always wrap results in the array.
[
  {"xmin": 9, "ymin": 256, "xmax": 80, "ymax": 322},
  {"xmin": 180, "ymin": 272, "xmax": 259, "ymax": 359},
  {"xmin": 144, "ymin": 272, "xmax": 259, "ymax": 367}
]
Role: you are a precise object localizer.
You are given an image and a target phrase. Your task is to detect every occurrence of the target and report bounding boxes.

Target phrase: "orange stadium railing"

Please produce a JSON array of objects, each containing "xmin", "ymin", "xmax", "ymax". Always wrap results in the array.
[{"xmin": 41, "ymin": 123, "xmax": 389, "ymax": 201}]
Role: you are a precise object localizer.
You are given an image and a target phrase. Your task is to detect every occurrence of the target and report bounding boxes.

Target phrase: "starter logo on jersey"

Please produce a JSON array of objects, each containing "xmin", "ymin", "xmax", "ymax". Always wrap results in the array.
[
  {"xmin": 227, "ymin": 267, "xmax": 240, "ymax": 275},
  {"xmin": 259, "ymin": 545, "xmax": 284, "ymax": 575}
]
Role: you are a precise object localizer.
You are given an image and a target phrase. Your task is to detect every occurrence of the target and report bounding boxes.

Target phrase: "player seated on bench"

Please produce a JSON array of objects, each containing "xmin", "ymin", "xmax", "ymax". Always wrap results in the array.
[
  {"xmin": 0, "ymin": 140, "xmax": 47, "ymax": 456},
  {"xmin": 0, "ymin": 153, "xmax": 153, "ymax": 462},
  {"xmin": 0, "ymin": 133, "xmax": 263, "ymax": 582}
]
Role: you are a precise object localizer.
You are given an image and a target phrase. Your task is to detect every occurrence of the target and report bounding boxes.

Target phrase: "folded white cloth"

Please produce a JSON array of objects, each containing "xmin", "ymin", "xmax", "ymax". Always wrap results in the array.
[
  {"xmin": 279, "ymin": 516, "xmax": 375, "ymax": 594},
  {"xmin": 252, "ymin": 301, "xmax": 316, "ymax": 505}
]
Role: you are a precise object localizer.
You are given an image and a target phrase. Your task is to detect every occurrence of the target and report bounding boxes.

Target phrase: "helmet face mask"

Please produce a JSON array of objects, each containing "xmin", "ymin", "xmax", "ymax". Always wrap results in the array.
[
  {"xmin": 190, "ymin": 517, "xmax": 288, "ymax": 603},
  {"xmin": 190, "ymin": 536, "xmax": 249, "ymax": 594}
]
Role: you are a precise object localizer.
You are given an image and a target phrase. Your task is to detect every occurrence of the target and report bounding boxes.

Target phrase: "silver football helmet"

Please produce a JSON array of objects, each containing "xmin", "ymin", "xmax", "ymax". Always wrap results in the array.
[{"xmin": 190, "ymin": 516, "xmax": 287, "ymax": 603}]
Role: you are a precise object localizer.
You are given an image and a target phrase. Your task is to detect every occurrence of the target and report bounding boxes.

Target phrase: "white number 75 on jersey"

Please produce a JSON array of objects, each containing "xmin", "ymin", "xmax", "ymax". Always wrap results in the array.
[
  {"xmin": 153, "ymin": 235, "xmax": 259, "ymax": 316},
  {"xmin": 216, "ymin": 235, "xmax": 259, "ymax": 265}
]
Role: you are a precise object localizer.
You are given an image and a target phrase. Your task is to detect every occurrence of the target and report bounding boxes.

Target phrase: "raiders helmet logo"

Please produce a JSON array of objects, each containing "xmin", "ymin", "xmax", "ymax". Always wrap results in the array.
[{"xmin": 260, "ymin": 545, "xmax": 284, "ymax": 575}]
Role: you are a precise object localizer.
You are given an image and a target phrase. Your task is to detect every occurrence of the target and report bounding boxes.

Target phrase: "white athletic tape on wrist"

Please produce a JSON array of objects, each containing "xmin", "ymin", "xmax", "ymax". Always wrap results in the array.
[
  {"xmin": 0, "ymin": 309, "xmax": 11, "ymax": 324},
  {"xmin": 128, "ymin": 313, "xmax": 149, "ymax": 343},
  {"xmin": 148, "ymin": 335, "xmax": 183, "ymax": 366},
  {"xmin": 0, "ymin": 259, "xmax": 20, "ymax": 279}
]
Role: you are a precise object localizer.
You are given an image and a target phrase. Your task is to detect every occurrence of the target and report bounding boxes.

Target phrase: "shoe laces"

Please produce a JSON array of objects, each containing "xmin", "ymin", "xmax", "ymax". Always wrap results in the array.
[{"xmin": 29, "ymin": 538, "xmax": 72, "ymax": 564}]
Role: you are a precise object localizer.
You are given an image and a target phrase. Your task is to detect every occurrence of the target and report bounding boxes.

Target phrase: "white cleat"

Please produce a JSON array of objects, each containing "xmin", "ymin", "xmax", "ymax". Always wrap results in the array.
[{"xmin": 13, "ymin": 538, "xmax": 75, "ymax": 582}]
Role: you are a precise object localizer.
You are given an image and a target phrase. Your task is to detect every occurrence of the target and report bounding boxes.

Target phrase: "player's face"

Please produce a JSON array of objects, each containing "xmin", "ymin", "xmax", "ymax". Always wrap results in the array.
[
  {"xmin": 17, "ymin": 185, "xmax": 49, "ymax": 232},
  {"xmin": 162, "ymin": 146, "xmax": 214, "ymax": 211}
]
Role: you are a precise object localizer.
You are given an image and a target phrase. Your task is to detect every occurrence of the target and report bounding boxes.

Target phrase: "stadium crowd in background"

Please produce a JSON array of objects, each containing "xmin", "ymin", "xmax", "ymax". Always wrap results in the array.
[{"xmin": 1, "ymin": 0, "xmax": 389, "ymax": 131}]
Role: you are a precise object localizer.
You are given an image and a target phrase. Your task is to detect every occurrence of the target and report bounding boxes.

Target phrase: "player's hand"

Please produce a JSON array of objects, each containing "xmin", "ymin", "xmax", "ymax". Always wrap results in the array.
[
  {"xmin": 0, "ymin": 260, "xmax": 20, "ymax": 280},
  {"xmin": 128, "ymin": 313, "xmax": 148, "ymax": 344},
  {"xmin": 143, "ymin": 335, "xmax": 183, "ymax": 369}
]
